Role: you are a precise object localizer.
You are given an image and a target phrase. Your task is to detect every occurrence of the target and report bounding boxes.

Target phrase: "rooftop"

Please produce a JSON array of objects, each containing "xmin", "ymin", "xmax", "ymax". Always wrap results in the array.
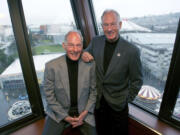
[{"xmin": 0, "ymin": 53, "xmax": 64, "ymax": 77}]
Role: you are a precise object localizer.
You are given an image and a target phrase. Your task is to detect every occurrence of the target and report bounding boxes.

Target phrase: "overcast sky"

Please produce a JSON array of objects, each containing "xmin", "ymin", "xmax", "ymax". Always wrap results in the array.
[
  {"xmin": 0, "ymin": 0, "xmax": 180, "ymax": 25},
  {"xmin": 93, "ymin": 0, "xmax": 180, "ymax": 17}
]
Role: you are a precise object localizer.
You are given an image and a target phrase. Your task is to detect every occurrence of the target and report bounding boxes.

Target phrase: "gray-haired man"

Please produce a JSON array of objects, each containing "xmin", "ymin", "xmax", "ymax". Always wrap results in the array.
[
  {"xmin": 82, "ymin": 9, "xmax": 143, "ymax": 135},
  {"xmin": 42, "ymin": 30, "xmax": 97, "ymax": 135}
]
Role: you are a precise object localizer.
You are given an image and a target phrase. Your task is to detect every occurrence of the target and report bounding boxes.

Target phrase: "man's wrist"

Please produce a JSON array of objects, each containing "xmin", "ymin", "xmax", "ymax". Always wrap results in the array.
[{"xmin": 64, "ymin": 116, "xmax": 71, "ymax": 122}]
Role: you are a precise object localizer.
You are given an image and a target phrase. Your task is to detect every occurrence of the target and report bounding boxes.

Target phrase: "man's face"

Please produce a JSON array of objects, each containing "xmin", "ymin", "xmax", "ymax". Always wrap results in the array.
[
  {"xmin": 63, "ymin": 32, "xmax": 83, "ymax": 61},
  {"xmin": 102, "ymin": 12, "xmax": 121, "ymax": 42}
]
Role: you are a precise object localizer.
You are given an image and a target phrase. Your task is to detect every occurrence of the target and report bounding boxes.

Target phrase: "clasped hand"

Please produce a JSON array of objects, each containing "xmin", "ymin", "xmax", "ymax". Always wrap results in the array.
[{"xmin": 64, "ymin": 110, "xmax": 88, "ymax": 128}]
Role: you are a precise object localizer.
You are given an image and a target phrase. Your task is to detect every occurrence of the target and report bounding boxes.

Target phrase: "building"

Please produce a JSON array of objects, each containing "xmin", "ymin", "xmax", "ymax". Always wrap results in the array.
[
  {"xmin": 121, "ymin": 33, "xmax": 176, "ymax": 81},
  {"xmin": 0, "ymin": 53, "xmax": 64, "ymax": 92}
]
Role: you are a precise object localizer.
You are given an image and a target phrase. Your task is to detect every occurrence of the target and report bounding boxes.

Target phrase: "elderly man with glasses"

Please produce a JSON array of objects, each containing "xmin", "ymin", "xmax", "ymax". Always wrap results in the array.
[
  {"xmin": 42, "ymin": 30, "xmax": 97, "ymax": 135},
  {"xmin": 82, "ymin": 9, "xmax": 143, "ymax": 135}
]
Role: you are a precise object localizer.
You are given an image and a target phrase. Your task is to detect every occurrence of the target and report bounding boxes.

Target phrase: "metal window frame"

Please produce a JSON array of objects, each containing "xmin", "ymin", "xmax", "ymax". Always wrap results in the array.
[
  {"xmin": 1, "ymin": 0, "xmax": 180, "ymax": 133},
  {"xmin": 70, "ymin": 0, "xmax": 96, "ymax": 48},
  {"xmin": 159, "ymin": 19, "xmax": 180, "ymax": 129},
  {"xmin": 0, "ymin": 0, "xmax": 45, "ymax": 134}
]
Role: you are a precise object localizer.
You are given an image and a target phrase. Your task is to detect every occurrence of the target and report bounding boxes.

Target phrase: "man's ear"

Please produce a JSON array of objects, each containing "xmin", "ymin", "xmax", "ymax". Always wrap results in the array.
[
  {"xmin": 119, "ymin": 21, "xmax": 122, "ymax": 29},
  {"xmin": 62, "ymin": 42, "xmax": 66, "ymax": 50},
  {"xmin": 101, "ymin": 23, "xmax": 103, "ymax": 28}
]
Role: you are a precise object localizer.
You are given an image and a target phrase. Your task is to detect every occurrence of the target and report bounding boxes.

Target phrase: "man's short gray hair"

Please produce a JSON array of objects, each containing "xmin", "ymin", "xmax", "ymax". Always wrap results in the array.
[
  {"xmin": 101, "ymin": 9, "xmax": 121, "ymax": 22},
  {"xmin": 64, "ymin": 30, "xmax": 83, "ymax": 43}
]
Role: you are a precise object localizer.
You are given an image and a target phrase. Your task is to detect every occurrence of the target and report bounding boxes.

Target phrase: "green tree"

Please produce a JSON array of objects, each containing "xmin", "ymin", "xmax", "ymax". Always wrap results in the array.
[
  {"xmin": 0, "ymin": 49, "xmax": 11, "ymax": 73},
  {"xmin": 0, "ymin": 42, "xmax": 16, "ymax": 74}
]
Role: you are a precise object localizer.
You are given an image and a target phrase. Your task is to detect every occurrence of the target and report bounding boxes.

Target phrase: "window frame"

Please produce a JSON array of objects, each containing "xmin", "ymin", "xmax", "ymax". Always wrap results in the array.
[
  {"xmin": 1, "ymin": 0, "xmax": 180, "ymax": 133},
  {"xmin": 0, "ymin": 0, "xmax": 44, "ymax": 134},
  {"xmin": 70, "ymin": 0, "xmax": 96, "ymax": 47},
  {"xmin": 159, "ymin": 19, "xmax": 180, "ymax": 129}
]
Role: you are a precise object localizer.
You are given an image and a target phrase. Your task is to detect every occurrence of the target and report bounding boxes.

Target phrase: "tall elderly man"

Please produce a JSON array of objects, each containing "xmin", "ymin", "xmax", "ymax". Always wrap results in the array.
[
  {"xmin": 82, "ymin": 9, "xmax": 143, "ymax": 135},
  {"xmin": 42, "ymin": 30, "xmax": 97, "ymax": 135}
]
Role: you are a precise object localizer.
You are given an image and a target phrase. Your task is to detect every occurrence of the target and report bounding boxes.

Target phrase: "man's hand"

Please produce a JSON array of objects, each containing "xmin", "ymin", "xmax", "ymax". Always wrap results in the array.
[
  {"xmin": 78, "ymin": 110, "xmax": 88, "ymax": 122},
  {"xmin": 82, "ymin": 52, "xmax": 94, "ymax": 62},
  {"xmin": 64, "ymin": 116, "xmax": 84, "ymax": 128},
  {"xmin": 72, "ymin": 110, "xmax": 88, "ymax": 128},
  {"xmin": 72, "ymin": 119, "xmax": 84, "ymax": 128},
  {"xmin": 64, "ymin": 116, "xmax": 79, "ymax": 125}
]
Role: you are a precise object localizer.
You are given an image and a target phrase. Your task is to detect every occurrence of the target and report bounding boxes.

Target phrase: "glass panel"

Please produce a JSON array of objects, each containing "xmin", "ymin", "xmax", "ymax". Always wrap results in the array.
[
  {"xmin": 22, "ymin": 0, "xmax": 77, "ymax": 111},
  {"xmin": 0, "ymin": 0, "xmax": 31, "ymax": 126},
  {"xmin": 92, "ymin": 0, "xmax": 180, "ymax": 114},
  {"xmin": 173, "ymin": 90, "xmax": 180, "ymax": 119}
]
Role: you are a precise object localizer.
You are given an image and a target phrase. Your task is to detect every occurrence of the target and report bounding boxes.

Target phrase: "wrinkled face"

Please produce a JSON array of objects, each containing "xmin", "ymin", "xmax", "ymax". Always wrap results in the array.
[
  {"xmin": 102, "ymin": 12, "xmax": 121, "ymax": 42},
  {"xmin": 63, "ymin": 32, "xmax": 83, "ymax": 61}
]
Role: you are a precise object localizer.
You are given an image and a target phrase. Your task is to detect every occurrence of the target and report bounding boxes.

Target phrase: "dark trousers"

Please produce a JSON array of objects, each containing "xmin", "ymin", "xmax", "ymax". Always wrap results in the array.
[
  {"xmin": 42, "ymin": 116, "xmax": 96, "ymax": 135},
  {"xmin": 95, "ymin": 97, "xmax": 129, "ymax": 135}
]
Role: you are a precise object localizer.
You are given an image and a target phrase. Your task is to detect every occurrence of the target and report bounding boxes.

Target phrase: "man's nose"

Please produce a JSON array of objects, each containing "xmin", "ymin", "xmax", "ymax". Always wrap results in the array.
[
  {"xmin": 73, "ymin": 46, "xmax": 78, "ymax": 51},
  {"xmin": 107, "ymin": 26, "xmax": 112, "ymax": 31}
]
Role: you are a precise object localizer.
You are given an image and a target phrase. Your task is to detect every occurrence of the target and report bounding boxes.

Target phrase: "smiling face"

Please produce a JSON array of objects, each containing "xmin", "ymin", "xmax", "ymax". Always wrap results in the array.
[
  {"xmin": 102, "ymin": 12, "xmax": 122, "ymax": 42},
  {"xmin": 63, "ymin": 32, "xmax": 83, "ymax": 61}
]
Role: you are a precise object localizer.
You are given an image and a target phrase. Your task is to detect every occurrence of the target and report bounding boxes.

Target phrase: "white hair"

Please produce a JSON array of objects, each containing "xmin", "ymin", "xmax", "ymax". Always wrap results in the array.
[
  {"xmin": 64, "ymin": 30, "xmax": 83, "ymax": 43},
  {"xmin": 101, "ymin": 9, "xmax": 121, "ymax": 22}
]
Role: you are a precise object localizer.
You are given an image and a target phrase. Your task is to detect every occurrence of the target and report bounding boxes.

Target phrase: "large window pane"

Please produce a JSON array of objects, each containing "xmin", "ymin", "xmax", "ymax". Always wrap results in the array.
[
  {"xmin": 92, "ymin": 0, "xmax": 180, "ymax": 114},
  {"xmin": 0, "ymin": 0, "xmax": 31, "ymax": 127},
  {"xmin": 22, "ymin": 0, "xmax": 77, "ymax": 111}
]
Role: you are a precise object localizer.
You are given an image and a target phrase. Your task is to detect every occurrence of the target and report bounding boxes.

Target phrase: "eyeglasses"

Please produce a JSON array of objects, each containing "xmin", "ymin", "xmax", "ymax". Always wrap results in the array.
[
  {"xmin": 66, "ymin": 43, "xmax": 83, "ymax": 49},
  {"xmin": 102, "ymin": 22, "xmax": 118, "ymax": 28}
]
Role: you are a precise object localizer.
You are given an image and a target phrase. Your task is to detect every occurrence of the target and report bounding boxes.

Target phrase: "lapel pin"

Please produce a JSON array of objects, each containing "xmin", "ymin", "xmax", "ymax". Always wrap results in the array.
[{"xmin": 117, "ymin": 53, "xmax": 121, "ymax": 57}]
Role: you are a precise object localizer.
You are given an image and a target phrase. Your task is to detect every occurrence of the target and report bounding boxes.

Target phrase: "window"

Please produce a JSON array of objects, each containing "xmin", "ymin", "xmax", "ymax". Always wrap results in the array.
[
  {"xmin": 91, "ymin": 0, "xmax": 180, "ymax": 115},
  {"xmin": 21, "ymin": 0, "xmax": 77, "ymax": 111},
  {"xmin": 0, "ymin": 0, "xmax": 31, "ymax": 127}
]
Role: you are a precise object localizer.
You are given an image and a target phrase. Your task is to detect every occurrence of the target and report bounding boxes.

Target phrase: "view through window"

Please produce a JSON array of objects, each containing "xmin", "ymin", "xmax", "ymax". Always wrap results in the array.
[
  {"xmin": 0, "ymin": 0, "xmax": 32, "ymax": 127},
  {"xmin": 21, "ymin": 0, "xmax": 77, "ymax": 112},
  {"xmin": 92, "ymin": 0, "xmax": 180, "ymax": 114}
]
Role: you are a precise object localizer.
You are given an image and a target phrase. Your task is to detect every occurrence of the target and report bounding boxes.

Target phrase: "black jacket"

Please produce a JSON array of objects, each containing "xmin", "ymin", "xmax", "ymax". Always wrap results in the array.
[{"xmin": 86, "ymin": 35, "xmax": 143, "ymax": 111}]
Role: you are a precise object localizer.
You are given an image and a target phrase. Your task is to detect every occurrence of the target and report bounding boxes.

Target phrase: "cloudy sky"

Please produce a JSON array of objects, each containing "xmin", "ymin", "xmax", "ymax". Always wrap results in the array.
[
  {"xmin": 0, "ymin": 0, "xmax": 180, "ymax": 25},
  {"xmin": 93, "ymin": 0, "xmax": 180, "ymax": 17}
]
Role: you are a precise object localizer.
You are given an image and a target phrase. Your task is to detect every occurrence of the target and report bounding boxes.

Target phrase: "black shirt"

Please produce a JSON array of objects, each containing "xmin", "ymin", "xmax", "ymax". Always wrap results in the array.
[
  {"xmin": 66, "ymin": 56, "xmax": 79, "ymax": 116},
  {"xmin": 103, "ymin": 38, "xmax": 119, "ymax": 74}
]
